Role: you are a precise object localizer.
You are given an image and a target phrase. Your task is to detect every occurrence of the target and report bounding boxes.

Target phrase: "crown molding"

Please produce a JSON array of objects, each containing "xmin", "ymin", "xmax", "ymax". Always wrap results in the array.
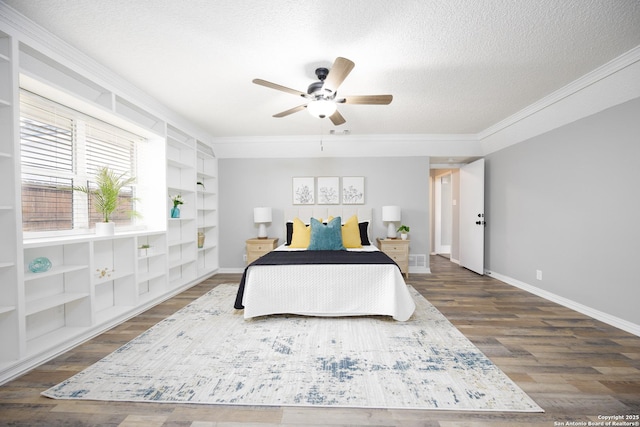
[{"xmin": 478, "ymin": 45, "xmax": 640, "ymax": 154}]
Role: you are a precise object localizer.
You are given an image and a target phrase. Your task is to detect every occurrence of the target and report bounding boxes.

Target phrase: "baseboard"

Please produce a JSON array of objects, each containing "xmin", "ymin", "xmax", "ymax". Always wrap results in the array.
[
  {"xmin": 218, "ymin": 267, "xmax": 245, "ymax": 274},
  {"xmin": 409, "ymin": 267, "xmax": 431, "ymax": 274},
  {"xmin": 488, "ymin": 271, "xmax": 640, "ymax": 337}
]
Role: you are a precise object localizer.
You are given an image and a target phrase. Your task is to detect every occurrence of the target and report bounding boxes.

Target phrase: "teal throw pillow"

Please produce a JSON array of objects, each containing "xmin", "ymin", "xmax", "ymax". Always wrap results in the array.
[{"xmin": 307, "ymin": 217, "xmax": 346, "ymax": 251}]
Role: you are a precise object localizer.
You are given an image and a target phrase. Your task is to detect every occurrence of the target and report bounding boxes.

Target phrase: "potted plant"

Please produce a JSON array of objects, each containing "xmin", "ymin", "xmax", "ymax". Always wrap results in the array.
[
  {"xmin": 397, "ymin": 225, "xmax": 410, "ymax": 240},
  {"xmin": 170, "ymin": 194, "xmax": 183, "ymax": 218},
  {"xmin": 138, "ymin": 243, "xmax": 151, "ymax": 257},
  {"xmin": 74, "ymin": 167, "xmax": 138, "ymax": 235}
]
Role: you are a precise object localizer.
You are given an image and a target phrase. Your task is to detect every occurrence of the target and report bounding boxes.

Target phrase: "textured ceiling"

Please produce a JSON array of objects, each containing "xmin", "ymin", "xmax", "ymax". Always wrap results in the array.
[{"xmin": 3, "ymin": 0, "xmax": 640, "ymax": 139}]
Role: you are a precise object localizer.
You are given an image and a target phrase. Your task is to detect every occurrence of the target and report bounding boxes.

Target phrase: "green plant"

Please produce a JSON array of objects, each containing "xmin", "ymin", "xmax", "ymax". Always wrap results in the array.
[
  {"xmin": 139, "ymin": 244, "xmax": 151, "ymax": 249},
  {"xmin": 74, "ymin": 167, "xmax": 138, "ymax": 223},
  {"xmin": 397, "ymin": 225, "xmax": 410, "ymax": 233},
  {"xmin": 170, "ymin": 194, "xmax": 184, "ymax": 208}
]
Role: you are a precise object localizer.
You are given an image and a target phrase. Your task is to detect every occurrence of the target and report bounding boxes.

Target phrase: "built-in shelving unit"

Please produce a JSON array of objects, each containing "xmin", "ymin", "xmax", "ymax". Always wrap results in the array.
[
  {"xmin": 196, "ymin": 141, "xmax": 219, "ymax": 276},
  {"xmin": 167, "ymin": 125, "xmax": 198, "ymax": 288},
  {"xmin": 23, "ymin": 242, "xmax": 92, "ymax": 356},
  {"xmin": 0, "ymin": 29, "xmax": 22, "ymax": 364},
  {"xmin": 92, "ymin": 237, "xmax": 136, "ymax": 325},
  {"xmin": 0, "ymin": 18, "xmax": 219, "ymax": 385},
  {"xmin": 136, "ymin": 232, "xmax": 168, "ymax": 305}
]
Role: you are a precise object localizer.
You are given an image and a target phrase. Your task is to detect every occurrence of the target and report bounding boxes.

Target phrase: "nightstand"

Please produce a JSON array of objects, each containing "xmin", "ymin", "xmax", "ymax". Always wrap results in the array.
[
  {"xmin": 377, "ymin": 238, "xmax": 410, "ymax": 279},
  {"xmin": 246, "ymin": 238, "xmax": 279, "ymax": 265}
]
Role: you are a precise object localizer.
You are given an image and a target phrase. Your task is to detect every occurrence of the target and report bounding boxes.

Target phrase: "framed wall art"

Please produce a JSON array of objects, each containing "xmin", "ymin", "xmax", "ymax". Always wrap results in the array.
[
  {"xmin": 342, "ymin": 176, "xmax": 364, "ymax": 204},
  {"xmin": 292, "ymin": 177, "xmax": 315, "ymax": 205},
  {"xmin": 317, "ymin": 176, "xmax": 340, "ymax": 204}
]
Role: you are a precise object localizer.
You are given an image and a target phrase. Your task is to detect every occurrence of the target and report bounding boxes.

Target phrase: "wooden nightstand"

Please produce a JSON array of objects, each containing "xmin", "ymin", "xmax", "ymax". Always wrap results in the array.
[
  {"xmin": 246, "ymin": 238, "xmax": 279, "ymax": 265},
  {"xmin": 377, "ymin": 238, "xmax": 410, "ymax": 279}
]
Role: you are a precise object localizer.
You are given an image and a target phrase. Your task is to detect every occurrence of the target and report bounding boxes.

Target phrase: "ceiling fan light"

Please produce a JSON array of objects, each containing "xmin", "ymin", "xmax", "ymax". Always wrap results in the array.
[{"xmin": 307, "ymin": 99, "xmax": 337, "ymax": 119}]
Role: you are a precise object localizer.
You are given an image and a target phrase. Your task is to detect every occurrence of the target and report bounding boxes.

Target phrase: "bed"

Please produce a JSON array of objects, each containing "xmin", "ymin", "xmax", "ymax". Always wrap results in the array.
[{"xmin": 234, "ymin": 207, "xmax": 416, "ymax": 321}]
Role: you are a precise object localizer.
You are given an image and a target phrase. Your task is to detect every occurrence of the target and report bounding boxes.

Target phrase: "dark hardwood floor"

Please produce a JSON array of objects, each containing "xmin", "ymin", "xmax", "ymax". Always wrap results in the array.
[{"xmin": 1, "ymin": 255, "xmax": 639, "ymax": 426}]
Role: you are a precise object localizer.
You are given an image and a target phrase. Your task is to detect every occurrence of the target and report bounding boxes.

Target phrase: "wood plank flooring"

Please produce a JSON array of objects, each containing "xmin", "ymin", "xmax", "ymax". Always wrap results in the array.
[{"xmin": 1, "ymin": 255, "xmax": 639, "ymax": 426}]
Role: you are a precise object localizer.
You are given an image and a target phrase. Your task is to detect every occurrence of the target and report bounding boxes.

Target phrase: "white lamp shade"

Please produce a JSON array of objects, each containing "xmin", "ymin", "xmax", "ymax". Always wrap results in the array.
[
  {"xmin": 307, "ymin": 99, "xmax": 337, "ymax": 118},
  {"xmin": 382, "ymin": 206, "xmax": 401, "ymax": 222},
  {"xmin": 253, "ymin": 207, "xmax": 272, "ymax": 223}
]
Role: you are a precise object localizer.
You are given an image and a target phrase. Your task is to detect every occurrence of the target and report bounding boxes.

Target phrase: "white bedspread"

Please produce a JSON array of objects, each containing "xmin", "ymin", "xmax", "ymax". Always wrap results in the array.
[{"xmin": 241, "ymin": 248, "xmax": 416, "ymax": 321}]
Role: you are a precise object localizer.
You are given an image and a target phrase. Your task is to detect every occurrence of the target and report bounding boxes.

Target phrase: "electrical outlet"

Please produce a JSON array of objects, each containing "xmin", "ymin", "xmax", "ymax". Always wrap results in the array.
[
  {"xmin": 536, "ymin": 270, "xmax": 542, "ymax": 280},
  {"xmin": 243, "ymin": 254, "xmax": 247, "ymax": 262}
]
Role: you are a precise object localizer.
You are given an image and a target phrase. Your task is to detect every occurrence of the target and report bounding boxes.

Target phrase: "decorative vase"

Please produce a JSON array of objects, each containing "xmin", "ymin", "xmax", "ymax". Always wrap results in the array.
[
  {"xmin": 96, "ymin": 222, "xmax": 115, "ymax": 236},
  {"xmin": 197, "ymin": 231, "xmax": 205, "ymax": 248},
  {"xmin": 171, "ymin": 207, "xmax": 180, "ymax": 218},
  {"xmin": 401, "ymin": 233, "xmax": 408, "ymax": 240}
]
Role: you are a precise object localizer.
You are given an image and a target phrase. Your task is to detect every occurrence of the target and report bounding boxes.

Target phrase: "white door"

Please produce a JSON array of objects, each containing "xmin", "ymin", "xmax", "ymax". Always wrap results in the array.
[{"xmin": 459, "ymin": 159, "xmax": 485, "ymax": 275}]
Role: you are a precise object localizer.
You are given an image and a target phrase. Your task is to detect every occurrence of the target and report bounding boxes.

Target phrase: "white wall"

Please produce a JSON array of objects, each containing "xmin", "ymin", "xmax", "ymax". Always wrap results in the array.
[
  {"xmin": 485, "ymin": 97, "xmax": 640, "ymax": 329},
  {"xmin": 219, "ymin": 156, "xmax": 430, "ymax": 270}
]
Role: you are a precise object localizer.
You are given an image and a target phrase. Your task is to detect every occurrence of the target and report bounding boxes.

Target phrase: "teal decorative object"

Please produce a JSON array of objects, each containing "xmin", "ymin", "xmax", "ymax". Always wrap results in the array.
[{"xmin": 29, "ymin": 257, "xmax": 52, "ymax": 273}]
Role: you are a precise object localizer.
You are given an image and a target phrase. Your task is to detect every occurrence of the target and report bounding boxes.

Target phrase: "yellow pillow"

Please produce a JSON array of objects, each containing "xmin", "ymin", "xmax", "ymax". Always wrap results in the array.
[
  {"xmin": 342, "ymin": 215, "xmax": 362, "ymax": 248},
  {"xmin": 289, "ymin": 217, "xmax": 311, "ymax": 248}
]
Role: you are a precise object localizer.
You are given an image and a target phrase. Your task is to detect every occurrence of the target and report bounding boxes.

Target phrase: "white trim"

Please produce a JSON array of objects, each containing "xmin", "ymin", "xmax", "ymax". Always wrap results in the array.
[
  {"xmin": 487, "ymin": 271, "xmax": 640, "ymax": 337},
  {"xmin": 479, "ymin": 46, "xmax": 640, "ymax": 156}
]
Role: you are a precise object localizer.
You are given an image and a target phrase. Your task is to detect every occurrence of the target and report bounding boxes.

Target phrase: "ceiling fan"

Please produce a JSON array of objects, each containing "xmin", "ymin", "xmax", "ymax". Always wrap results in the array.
[{"xmin": 252, "ymin": 57, "xmax": 392, "ymax": 126}]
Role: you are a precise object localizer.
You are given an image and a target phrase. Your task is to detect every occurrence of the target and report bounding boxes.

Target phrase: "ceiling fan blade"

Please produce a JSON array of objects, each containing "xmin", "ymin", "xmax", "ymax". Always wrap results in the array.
[
  {"xmin": 253, "ymin": 79, "xmax": 307, "ymax": 98},
  {"xmin": 273, "ymin": 104, "xmax": 307, "ymax": 118},
  {"xmin": 340, "ymin": 95, "xmax": 393, "ymax": 105},
  {"xmin": 323, "ymin": 57, "xmax": 355, "ymax": 93},
  {"xmin": 329, "ymin": 110, "xmax": 346, "ymax": 126}
]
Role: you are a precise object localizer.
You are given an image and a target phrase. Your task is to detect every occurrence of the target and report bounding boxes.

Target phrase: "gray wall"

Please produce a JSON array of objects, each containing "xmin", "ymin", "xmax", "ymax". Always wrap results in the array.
[
  {"xmin": 219, "ymin": 156, "xmax": 430, "ymax": 269},
  {"xmin": 485, "ymin": 97, "xmax": 640, "ymax": 325}
]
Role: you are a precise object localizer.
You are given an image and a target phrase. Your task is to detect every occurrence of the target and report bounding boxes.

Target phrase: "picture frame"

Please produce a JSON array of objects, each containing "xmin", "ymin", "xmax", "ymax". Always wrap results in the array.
[
  {"xmin": 317, "ymin": 176, "xmax": 340, "ymax": 204},
  {"xmin": 342, "ymin": 176, "xmax": 365, "ymax": 204},
  {"xmin": 292, "ymin": 177, "xmax": 315, "ymax": 205}
]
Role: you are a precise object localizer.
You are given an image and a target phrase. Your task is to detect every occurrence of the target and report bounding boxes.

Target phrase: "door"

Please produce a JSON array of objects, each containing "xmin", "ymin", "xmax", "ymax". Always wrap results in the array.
[{"xmin": 459, "ymin": 159, "xmax": 485, "ymax": 275}]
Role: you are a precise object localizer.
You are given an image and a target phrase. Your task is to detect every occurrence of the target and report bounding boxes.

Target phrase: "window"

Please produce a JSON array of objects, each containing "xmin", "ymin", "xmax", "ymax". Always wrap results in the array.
[{"xmin": 20, "ymin": 90, "xmax": 142, "ymax": 234}]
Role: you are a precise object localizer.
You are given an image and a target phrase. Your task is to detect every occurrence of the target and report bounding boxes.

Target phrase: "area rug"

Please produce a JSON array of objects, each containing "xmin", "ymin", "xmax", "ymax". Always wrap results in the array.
[{"xmin": 43, "ymin": 284, "xmax": 543, "ymax": 412}]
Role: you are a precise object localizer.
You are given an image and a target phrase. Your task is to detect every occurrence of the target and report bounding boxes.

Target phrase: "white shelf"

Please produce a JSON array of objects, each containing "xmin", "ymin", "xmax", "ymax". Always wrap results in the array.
[
  {"xmin": 94, "ymin": 305, "xmax": 134, "ymax": 326},
  {"xmin": 26, "ymin": 326, "xmax": 89, "ymax": 358},
  {"xmin": 25, "ymin": 292, "xmax": 90, "ymax": 316},
  {"xmin": 169, "ymin": 257, "xmax": 196, "ymax": 269},
  {"xmin": 168, "ymin": 238, "xmax": 195, "ymax": 247},
  {"xmin": 0, "ymin": 262, "xmax": 14, "ymax": 269},
  {"xmin": 137, "ymin": 251, "xmax": 165, "ymax": 260},
  {"xmin": 0, "ymin": 306, "xmax": 16, "ymax": 315},
  {"xmin": 23, "ymin": 264, "xmax": 88, "ymax": 281},
  {"xmin": 167, "ymin": 158, "xmax": 193, "ymax": 169},
  {"xmin": 92, "ymin": 270, "xmax": 134, "ymax": 284},
  {"xmin": 137, "ymin": 270, "xmax": 166, "ymax": 284}
]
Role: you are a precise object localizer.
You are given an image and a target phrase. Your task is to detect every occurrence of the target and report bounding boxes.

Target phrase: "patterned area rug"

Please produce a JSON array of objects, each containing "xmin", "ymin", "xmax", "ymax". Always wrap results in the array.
[{"xmin": 43, "ymin": 284, "xmax": 542, "ymax": 411}]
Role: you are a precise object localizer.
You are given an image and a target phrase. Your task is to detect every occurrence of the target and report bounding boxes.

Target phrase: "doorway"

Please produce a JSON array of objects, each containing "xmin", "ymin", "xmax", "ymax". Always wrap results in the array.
[{"xmin": 434, "ymin": 172, "xmax": 452, "ymax": 257}]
